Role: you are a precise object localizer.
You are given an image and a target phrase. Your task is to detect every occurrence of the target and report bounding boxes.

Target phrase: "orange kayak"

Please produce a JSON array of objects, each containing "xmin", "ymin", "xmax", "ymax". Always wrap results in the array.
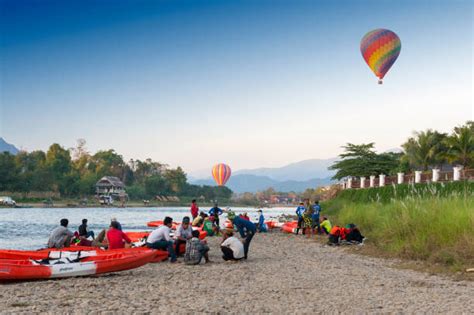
[
  {"xmin": 281, "ymin": 221, "xmax": 298, "ymax": 234},
  {"xmin": 0, "ymin": 250, "xmax": 156, "ymax": 282},
  {"xmin": 0, "ymin": 246, "xmax": 169, "ymax": 263},
  {"xmin": 146, "ymin": 221, "xmax": 179, "ymax": 229}
]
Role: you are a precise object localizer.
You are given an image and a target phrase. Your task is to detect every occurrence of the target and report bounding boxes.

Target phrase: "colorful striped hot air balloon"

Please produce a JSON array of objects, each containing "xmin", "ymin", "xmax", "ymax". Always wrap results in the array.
[
  {"xmin": 212, "ymin": 163, "xmax": 231, "ymax": 186},
  {"xmin": 360, "ymin": 29, "xmax": 401, "ymax": 84}
]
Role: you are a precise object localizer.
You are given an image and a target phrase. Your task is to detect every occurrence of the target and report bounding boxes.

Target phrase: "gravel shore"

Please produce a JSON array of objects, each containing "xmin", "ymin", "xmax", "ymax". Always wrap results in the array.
[{"xmin": 1, "ymin": 232, "xmax": 473, "ymax": 314}]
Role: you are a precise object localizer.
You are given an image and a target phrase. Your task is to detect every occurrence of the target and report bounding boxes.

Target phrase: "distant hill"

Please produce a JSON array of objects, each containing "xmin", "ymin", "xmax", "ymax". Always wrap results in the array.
[
  {"xmin": 190, "ymin": 174, "xmax": 333, "ymax": 193},
  {"xmin": 233, "ymin": 158, "xmax": 337, "ymax": 181},
  {"xmin": 0, "ymin": 138, "xmax": 19, "ymax": 155}
]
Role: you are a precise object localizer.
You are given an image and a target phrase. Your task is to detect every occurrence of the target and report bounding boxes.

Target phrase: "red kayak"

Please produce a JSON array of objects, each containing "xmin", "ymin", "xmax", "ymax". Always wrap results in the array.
[
  {"xmin": 281, "ymin": 221, "xmax": 298, "ymax": 234},
  {"xmin": 0, "ymin": 250, "xmax": 156, "ymax": 282},
  {"xmin": 0, "ymin": 246, "xmax": 169, "ymax": 263}
]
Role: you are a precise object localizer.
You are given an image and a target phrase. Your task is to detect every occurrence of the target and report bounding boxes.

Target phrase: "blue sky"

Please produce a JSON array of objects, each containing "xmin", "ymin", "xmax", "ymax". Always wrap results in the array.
[{"xmin": 1, "ymin": 0, "xmax": 472, "ymax": 175}]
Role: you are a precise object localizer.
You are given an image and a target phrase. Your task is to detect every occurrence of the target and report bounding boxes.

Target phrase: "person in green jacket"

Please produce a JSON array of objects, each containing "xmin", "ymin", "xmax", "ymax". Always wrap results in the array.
[
  {"xmin": 202, "ymin": 215, "xmax": 217, "ymax": 236},
  {"xmin": 320, "ymin": 216, "xmax": 332, "ymax": 235}
]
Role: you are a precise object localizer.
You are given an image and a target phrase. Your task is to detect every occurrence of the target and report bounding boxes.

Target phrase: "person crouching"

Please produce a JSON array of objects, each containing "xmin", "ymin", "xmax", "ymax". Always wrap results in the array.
[
  {"xmin": 220, "ymin": 229, "xmax": 245, "ymax": 261},
  {"xmin": 146, "ymin": 216, "xmax": 178, "ymax": 263},
  {"xmin": 184, "ymin": 230, "xmax": 210, "ymax": 265}
]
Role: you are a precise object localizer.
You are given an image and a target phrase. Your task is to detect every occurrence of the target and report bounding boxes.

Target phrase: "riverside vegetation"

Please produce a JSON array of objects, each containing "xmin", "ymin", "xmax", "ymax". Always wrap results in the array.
[{"xmin": 325, "ymin": 181, "xmax": 474, "ymax": 273}]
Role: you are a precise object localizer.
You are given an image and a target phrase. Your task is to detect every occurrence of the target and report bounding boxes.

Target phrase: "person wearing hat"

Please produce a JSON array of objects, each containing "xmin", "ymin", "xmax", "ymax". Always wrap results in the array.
[
  {"xmin": 257, "ymin": 210, "xmax": 267, "ymax": 232},
  {"xmin": 227, "ymin": 210, "xmax": 256, "ymax": 259},
  {"xmin": 220, "ymin": 229, "xmax": 244, "ymax": 261},
  {"xmin": 175, "ymin": 216, "xmax": 193, "ymax": 257},
  {"xmin": 295, "ymin": 202, "xmax": 306, "ymax": 235}
]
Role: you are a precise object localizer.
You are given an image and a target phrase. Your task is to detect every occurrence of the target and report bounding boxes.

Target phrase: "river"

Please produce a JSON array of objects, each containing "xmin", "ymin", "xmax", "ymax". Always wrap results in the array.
[{"xmin": 0, "ymin": 206, "xmax": 294, "ymax": 249}]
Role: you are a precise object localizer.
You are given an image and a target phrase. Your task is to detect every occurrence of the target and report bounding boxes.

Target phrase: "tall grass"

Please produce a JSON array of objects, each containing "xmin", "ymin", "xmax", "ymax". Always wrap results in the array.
[
  {"xmin": 324, "ymin": 196, "xmax": 474, "ymax": 270},
  {"xmin": 336, "ymin": 181, "xmax": 474, "ymax": 203}
]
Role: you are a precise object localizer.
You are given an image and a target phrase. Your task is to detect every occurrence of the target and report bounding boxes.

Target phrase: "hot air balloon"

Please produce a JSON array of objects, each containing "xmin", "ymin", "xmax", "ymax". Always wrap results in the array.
[
  {"xmin": 212, "ymin": 163, "xmax": 231, "ymax": 186},
  {"xmin": 360, "ymin": 29, "xmax": 401, "ymax": 84}
]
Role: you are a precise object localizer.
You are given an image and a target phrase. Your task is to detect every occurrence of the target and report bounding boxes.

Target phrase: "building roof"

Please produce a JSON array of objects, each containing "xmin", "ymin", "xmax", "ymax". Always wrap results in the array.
[{"xmin": 96, "ymin": 176, "xmax": 125, "ymax": 188}]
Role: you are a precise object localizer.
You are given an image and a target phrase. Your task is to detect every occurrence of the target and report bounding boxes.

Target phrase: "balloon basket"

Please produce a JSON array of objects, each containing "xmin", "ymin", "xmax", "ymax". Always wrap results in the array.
[{"xmin": 378, "ymin": 79, "xmax": 383, "ymax": 84}]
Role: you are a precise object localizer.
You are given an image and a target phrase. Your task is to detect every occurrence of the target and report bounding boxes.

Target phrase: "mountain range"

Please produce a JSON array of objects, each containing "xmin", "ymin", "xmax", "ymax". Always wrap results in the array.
[
  {"xmin": 189, "ymin": 158, "xmax": 337, "ymax": 193},
  {"xmin": 0, "ymin": 138, "xmax": 19, "ymax": 155}
]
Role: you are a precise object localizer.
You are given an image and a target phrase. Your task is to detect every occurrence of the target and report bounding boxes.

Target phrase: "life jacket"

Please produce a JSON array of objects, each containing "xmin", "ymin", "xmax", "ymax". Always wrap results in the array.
[{"xmin": 329, "ymin": 226, "xmax": 343, "ymax": 237}]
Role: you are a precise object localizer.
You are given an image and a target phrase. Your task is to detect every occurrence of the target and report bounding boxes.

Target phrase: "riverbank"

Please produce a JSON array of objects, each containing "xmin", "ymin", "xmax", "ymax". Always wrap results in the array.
[{"xmin": 1, "ymin": 233, "xmax": 473, "ymax": 313}]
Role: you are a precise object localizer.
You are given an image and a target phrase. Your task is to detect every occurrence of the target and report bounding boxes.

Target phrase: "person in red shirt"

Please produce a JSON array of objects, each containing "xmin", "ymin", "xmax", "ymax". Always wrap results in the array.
[
  {"xmin": 106, "ymin": 221, "xmax": 132, "ymax": 249},
  {"xmin": 190, "ymin": 199, "xmax": 199, "ymax": 220},
  {"xmin": 239, "ymin": 212, "xmax": 250, "ymax": 221}
]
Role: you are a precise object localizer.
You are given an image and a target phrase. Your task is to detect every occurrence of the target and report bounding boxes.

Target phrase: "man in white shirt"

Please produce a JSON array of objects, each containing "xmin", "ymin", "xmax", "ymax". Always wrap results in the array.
[
  {"xmin": 221, "ymin": 229, "xmax": 245, "ymax": 261},
  {"xmin": 146, "ymin": 216, "xmax": 177, "ymax": 263}
]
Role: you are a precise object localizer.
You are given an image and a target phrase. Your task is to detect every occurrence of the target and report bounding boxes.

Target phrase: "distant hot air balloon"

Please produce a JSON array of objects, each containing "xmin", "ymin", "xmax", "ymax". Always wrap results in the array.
[
  {"xmin": 360, "ymin": 29, "xmax": 401, "ymax": 84},
  {"xmin": 212, "ymin": 163, "xmax": 231, "ymax": 186}
]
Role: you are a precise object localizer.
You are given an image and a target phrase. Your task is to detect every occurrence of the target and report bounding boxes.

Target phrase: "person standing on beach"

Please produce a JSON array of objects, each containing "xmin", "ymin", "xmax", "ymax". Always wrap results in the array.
[
  {"xmin": 295, "ymin": 202, "xmax": 306, "ymax": 235},
  {"xmin": 220, "ymin": 229, "xmax": 245, "ymax": 261},
  {"xmin": 209, "ymin": 202, "xmax": 223, "ymax": 230},
  {"xmin": 227, "ymin": 211, "xmax": 256, "ymax": 259},
  {"xmin": 146, "ymin": 216, "xmax": 178, "ymax": 263},
  {"xmin": 311, "ymin": 201, "xmax": 322, "ymax": 234},
  {"xmin": 175, "ymin": 216, "xmax": 193, "ymax": 257},
  {"xmin": 47, "ymin": 218, "xmax": 74, "ymax": 249},
  {"xmin": 190, "ymin": 199, "xmax": 199, "ymax": 220},
  {"xmin": 257, "ymin": 209, "xmax": 267, "ymax": 232}
]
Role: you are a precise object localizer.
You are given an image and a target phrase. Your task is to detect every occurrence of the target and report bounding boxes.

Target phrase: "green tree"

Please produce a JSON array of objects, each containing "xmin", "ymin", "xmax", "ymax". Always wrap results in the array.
[
  {"xmin": 164, "ymin": 167, "xmax": 187, "ymax": 194},
  {"xmin": 444, "ymin": 121, "xmax": 474, "ymax": 168},
  {"xmin": 329, "ymin": 143, "xmax": 400, "ymax": 180},
  {"xmin": 0, "ymin": 152, "xmax": 19, "ymax": 191},
  {"xmin": 45, "ymin": 144, "xmax": 73, "ymax": 193},
  {"xmin": 401, "ymin": 130, "xmax": 448, "ymax": 171},
  {"xmin": 88, "ymin": 150, "xmax": 125, "ymax": 179},
  {"xmin": 144, "ymin": 175, "xmax": 169, "ymax": 197}
]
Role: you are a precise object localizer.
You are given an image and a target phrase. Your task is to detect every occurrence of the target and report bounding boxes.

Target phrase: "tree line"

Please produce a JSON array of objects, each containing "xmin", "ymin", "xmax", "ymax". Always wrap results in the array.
[
  {"xmin": 329, "ymin": 121, "xmax": 474, "ymax": 180},
  {"xmin": 0, "ymin": 139, "xmax": 232, "ymax": 201}
]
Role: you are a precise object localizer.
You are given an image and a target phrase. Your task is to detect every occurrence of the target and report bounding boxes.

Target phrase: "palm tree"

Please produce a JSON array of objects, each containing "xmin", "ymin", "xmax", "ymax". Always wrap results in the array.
[
  {"xmin": 401, "ymin": 130, "xmax": 447, "ymax": 171},
  {"xmin": 444, "ymin": 122, "xmax": 474, "ymax": 168}
]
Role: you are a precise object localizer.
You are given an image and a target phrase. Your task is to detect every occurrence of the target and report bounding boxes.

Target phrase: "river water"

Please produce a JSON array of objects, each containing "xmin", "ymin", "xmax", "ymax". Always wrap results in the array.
[{"xmin": 0, "ymin": 206, "xmax": 294, "ymax": 250}]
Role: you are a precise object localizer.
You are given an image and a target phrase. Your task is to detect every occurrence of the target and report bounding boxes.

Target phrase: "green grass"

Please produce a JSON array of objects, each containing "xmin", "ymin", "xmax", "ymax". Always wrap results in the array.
[
  {"xmin": 336, "ymin": 181, "xmax": 474, "ymax": 203},
  {"xmin": 324, "ymin": 195, "xmax": 474, "ymax": 271}
]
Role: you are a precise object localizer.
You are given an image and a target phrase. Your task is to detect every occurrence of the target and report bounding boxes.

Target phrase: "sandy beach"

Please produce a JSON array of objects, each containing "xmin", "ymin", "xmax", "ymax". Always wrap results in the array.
[{"xmin": 1, "ymin": 232, "xmax": 473, "ymax": 314}]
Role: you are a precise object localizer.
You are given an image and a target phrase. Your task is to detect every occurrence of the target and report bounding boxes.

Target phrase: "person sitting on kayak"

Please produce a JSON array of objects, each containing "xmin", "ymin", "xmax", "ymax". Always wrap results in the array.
[
  {"xmin": 320, "ymin": 216, "xmax": 332, "ymax": 235},
  {"xmin": 192, "ymin": 211, "xmax": 206, "ymax": 227},
  {"xmin": 78, "ymin": 218, "xmax": 95, "ymax": 239},
  {"xmin": 146, "ymin": 216, "xmax": 178, "ymax": 263},
  {"xmin": 220, "ymin": 229, "xmax": 244, "ymax": 261},
  {"xmin": 106, "ymin": 221, "xmax": 131, "ymax": 249},
  {"xmin": 295, "ymin": 202, "xmax": 306, "ymax": 235},
  {"xmin": 227, "ymin": 211, "xmax": 256, "ymax": 260},
  {"xmin": 47, "ymin": 218, "xmax": 74, "ymax": 249},
  {"xmin": 184, "ymin": 230, "xmax": 210, "ymax": 265},
  {"xmin": 257, "ymin": 210, "xmax": 267, "ymax": 233},
  {"xmin": 202, "ymin": 215, "xmax": 217, "ymax": 236},
  {"xmin": 208, "ymin": 203, "xmax": 223, "ymax": 230},
  {"xmin": 175, "ymin": 216, "xmax": 193, "ymax": 257}
]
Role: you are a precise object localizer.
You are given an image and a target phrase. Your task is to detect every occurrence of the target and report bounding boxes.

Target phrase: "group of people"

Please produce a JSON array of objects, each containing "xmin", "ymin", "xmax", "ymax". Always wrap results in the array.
[
  {"xmin": 46, "ymin": 200, "xmax": 261, "ymax": 265},
  {"xmin": 47, "ymin": 217, "xmax": 132, "ymax": 250},
  {"xmin": 294, "ymin": 200, "xmax": 365, "ymax": 245}
]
